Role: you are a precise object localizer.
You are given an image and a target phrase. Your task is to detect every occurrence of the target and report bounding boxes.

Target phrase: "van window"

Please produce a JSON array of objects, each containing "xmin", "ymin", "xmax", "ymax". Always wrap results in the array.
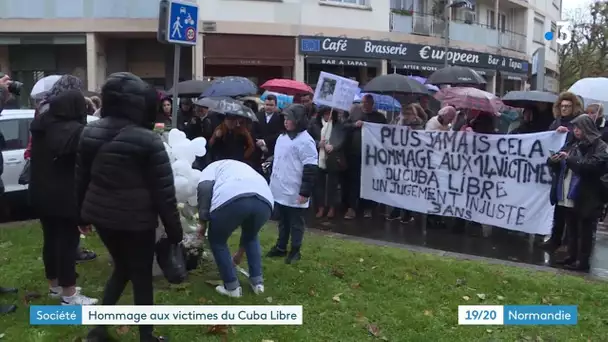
[{"xmin": 0, "ymin": 119, "xmax": 29, "ymax": 151}]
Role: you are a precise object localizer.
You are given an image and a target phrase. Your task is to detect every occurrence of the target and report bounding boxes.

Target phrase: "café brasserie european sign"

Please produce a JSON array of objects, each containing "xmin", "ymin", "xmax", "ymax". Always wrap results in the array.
[{"xmin": 299, "ymin": 35, "xmax": 528, "ymax": 74}]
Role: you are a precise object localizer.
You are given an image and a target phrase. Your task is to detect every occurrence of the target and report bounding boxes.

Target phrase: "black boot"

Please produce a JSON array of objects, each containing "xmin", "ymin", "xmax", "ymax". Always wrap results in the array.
[
  {"xmin": 555, "ymin": 256, "xmax": 576, "ymax": 266},
  {"xmin": 0, "ymin": 304, "xmax": 16, "ymax": 314},
  {"xmin": 285, "ymin": 248, "xmax": 301, "ymax": 264},
  {"xmin": 563, "ymin": 261, "xmax": 591, "ymax": 272},
  {"xmin": 266, "ymin": 246, "xmax": 287, "ymax": 258},
  {"xmin": 539, "ymin": 239, "xmax": 560, "ymax": 252}
]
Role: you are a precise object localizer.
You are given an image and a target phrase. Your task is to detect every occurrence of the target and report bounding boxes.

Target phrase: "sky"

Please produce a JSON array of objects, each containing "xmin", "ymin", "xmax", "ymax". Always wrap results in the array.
[{"xmin": 562, "ymin": 0, "xmax": 593, "ymax": 18}]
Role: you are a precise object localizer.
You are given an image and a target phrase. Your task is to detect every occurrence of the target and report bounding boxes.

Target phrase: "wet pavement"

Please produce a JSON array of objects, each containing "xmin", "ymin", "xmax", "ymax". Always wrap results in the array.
[{"xmin": 308, "ymin": 210, "xmax": 608, "ymax": 279}]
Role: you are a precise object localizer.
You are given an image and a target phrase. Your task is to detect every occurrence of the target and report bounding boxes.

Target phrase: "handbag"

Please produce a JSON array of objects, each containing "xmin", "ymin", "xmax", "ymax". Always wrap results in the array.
[
  {"xmin": 155, "ymin": 238, "xmax": 188, "ymax": 284},
  {"xmin": 18, "ymin": 160, "xmax": 30, "ymax": 185}
]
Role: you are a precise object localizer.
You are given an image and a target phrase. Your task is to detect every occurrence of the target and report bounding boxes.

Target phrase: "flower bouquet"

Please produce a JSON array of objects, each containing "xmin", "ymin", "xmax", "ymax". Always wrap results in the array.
[{"xmin": 178, "ymin": 203, "xmax": 204, "ymax": 270}]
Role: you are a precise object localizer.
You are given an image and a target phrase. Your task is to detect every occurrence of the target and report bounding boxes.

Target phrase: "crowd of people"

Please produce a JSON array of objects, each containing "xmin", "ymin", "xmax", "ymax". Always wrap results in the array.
[{"xmin": 1, "ymin": 70, "xmax": 608, "ymax": 340}]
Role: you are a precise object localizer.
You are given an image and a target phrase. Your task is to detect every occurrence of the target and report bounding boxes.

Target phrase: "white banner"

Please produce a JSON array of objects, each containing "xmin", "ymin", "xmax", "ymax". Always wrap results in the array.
[
  {"xmin": 313, "ymin": 71, "xmax": 359, "ymax": 111},
  {"xmin": 360, "ymin": 123, "xmax": 567, "ymax": 234}
]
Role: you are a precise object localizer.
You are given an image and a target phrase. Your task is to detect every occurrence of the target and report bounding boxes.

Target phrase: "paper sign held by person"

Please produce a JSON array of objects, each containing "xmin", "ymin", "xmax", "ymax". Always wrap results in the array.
[{"xmin": 313, "ymin": 72, "xmax": 359, "ymax": 112}]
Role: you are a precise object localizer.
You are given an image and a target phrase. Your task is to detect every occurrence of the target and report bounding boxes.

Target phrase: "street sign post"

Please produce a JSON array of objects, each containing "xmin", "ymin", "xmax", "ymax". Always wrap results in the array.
[{"xmin": 158, "ymin": 0, "xmax": 199, "ymax": 128}]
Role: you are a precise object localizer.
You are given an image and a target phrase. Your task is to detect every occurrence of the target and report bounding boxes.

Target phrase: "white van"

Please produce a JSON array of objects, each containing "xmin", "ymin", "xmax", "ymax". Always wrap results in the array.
[{"xmin": 0, "ymin": 109, "xmax": 99, "ymax": 195}]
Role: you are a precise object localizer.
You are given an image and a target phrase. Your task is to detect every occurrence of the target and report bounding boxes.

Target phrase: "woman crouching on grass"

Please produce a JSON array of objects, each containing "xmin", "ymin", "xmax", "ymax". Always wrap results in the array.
[{"xmin": 197, "ymin": 159, "xmax": 274, "ymax": 298}]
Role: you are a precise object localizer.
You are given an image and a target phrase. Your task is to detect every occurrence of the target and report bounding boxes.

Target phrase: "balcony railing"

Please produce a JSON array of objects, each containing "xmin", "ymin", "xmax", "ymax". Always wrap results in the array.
[
  {"xmin": 499, "ymin": 31, "xmax": 527, "ymax": 53},
  {"xmin": 390, "ymin": 11, "xmax": 527, "ymax": 54},
  {"xmin": 412, "ymin": 13, "xmax": 446, "ymax": 37}
]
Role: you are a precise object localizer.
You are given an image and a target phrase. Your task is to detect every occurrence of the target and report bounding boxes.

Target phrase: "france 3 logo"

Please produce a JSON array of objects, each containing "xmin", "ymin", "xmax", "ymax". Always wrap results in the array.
[
  {"xmin": 301, "ymin": 38, "xmax": 321, "ymax": 52},
  {"xmin": 544, "ymin": 21, "xmax": 572, "ymax": 45}
]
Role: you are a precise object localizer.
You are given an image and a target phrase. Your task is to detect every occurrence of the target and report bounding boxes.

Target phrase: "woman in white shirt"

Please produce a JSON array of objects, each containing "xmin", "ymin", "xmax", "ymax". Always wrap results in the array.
[
  {"xmin": 197, "ymin": 159, "xmax": 274, "ymax": 298},
  {"xmin": 267, "ymin": 104, "xmax": 318, "ymax": 263}
]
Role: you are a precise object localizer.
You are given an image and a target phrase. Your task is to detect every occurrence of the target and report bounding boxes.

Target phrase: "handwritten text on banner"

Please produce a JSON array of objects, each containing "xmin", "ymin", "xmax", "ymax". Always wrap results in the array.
[{"xmin": 360, "ymin": 123, "xmax": 567, "ymax": 234}]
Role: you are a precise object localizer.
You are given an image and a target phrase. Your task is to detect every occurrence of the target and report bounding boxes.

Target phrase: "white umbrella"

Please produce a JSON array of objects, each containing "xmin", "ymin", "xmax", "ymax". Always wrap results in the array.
[
  {"xmin": 30, "ymin": 75, "xmax": 62, "ymax": 100},
  {"xmin": 568, "ymin": 77, "xmax": 608, "ymax": 108}
]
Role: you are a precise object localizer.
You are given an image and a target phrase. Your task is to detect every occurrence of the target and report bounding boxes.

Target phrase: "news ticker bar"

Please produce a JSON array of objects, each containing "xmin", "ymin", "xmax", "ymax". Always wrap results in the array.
[
  {"xmin": 458, "ymin": 305, "xmax": 577, "ymax": 325},
  {"xmin": 30, "ymin": 305, "xmax": 303, "ymax": 325},
  {"xmin": 30, "ymin": 305, "xmax": 576, "ymax": 326}
]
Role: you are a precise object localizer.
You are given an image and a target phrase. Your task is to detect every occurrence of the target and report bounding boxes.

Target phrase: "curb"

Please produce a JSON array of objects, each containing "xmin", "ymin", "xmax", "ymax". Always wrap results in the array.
[{"xmin": 308, "ymin": 228, "xmax": 608, "ymax": 282}]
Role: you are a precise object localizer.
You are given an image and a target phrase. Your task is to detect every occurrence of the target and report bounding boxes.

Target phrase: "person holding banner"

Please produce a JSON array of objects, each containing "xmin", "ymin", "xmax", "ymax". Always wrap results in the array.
[
  {"xmin": 546, "ymin": 114, "xmax": 608, "ymax": 272},
  {"xmin": 308, "ymin": 106, "xmax": 347, "ymax": 219},
  {"xmin": 267, "ymin": 104, "xmax": 318, "ymax": 263},
  {"xmin": 541, "ymin": 93, "xmax": 584, "ymax": 251},
  {"xmin": 343, "ymin": 94, "xmax": 387, "ymax": 219},
  {"xmin": 387, "ymin": 103, "xmax": 427, "ymax": 222}
]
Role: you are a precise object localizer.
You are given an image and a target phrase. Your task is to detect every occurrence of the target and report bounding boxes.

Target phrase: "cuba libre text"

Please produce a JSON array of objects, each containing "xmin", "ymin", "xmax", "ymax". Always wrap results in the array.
[{"xmin": 237, "ymin": 310, "xmax": 297, "ymax": 321}]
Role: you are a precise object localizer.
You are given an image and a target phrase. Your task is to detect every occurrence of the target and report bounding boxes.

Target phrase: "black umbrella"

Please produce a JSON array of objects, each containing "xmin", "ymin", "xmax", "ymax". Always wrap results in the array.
[
  {"xmin": 204, "ymin": 96, "xmax": 259, "ymax": 122},
  {"xmin": 363, "ymin": 73, "xmax": 429, "ymax": 94},
  {"xmin": 168, "ymin": 80, "xmax": 211, "ymax": 97},
  {"xmin": 502, "ymin": 90, "xmax": 558, "ymax": 108},
  {"xmin": 426, "ymin": 66, "xmax": 486, "ymax": 85}
]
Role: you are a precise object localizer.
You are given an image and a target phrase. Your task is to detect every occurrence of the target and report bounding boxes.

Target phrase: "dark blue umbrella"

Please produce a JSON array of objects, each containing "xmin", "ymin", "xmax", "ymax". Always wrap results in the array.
[{"xmin": 200, "ymin": 76, "xmax": 258, "ymax": 97}]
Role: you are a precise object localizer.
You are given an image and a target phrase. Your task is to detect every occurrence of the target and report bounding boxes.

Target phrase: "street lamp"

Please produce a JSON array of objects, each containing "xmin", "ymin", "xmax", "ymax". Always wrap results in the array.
[{"xmin": 443, "ymin": 0, "xmax": 471, "ymax": 67}]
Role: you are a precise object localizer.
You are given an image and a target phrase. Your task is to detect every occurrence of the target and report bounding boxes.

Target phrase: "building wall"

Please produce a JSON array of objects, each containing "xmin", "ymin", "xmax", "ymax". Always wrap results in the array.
[
  {"xmin": 525, "ymin": 0, "xmax": 561, "ymax": 71},
  {"xmin": 0, "ymin": 0, "xmax": 561, "ymax": 91},
  {"xmin": 0, "ymin": 0, "xmax": 158, "ymax": 18}
]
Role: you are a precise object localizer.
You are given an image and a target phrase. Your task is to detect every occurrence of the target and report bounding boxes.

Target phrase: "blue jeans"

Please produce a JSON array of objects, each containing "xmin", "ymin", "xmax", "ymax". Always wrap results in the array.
[{"xmin": 208, "ymin": 196, "xmax": 272, "ymax": 291}]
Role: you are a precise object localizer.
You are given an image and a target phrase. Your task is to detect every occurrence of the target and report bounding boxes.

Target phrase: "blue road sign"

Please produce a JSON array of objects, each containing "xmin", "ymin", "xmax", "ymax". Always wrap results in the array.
[{"xmin": 166, "ymin": 0, "xmax": 199, "ymax": 45}]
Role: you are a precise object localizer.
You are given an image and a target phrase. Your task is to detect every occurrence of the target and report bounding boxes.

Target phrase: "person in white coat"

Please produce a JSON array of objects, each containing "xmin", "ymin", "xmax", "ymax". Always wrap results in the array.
[
  {"xmin": 267, "ymin": 104, "xmax": 318, "ymax": 264},
  {"xmin": 197, "ymin": 159, "xmax": 274, "ymax": 298}
]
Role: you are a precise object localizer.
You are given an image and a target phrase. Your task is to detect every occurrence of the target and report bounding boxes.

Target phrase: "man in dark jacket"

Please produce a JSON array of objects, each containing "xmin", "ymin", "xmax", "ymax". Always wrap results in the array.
[
  {"xmin": 253, "ymin": 94, "xmax": 284, "ymax": 167},
  {"xmin": 343, "ymin": 94, "xmax": 387, "ymax": 219},
  {"xmin": 29, "ymin": 90, "xmax": 98, "ymax": 306},
  {"xmin": 0, "ymin": 75, "xmax": 18, "ymax": 315},
  {"xmin": 78, "ymin": 72, "xmax": 180, "ymax": 342},
  {"xmin": 546, "ymin": 114, "xmax": 608, "ymax": 271}
]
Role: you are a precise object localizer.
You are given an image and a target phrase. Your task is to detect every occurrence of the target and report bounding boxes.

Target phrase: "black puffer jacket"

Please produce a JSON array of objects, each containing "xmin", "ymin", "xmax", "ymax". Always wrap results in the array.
[
  {"xmin": 75, "ymin": 72, "xmax": 182, "ymax": 241},
  {"xmin": 29, "ymin": 90, "xmax": 86, "ymax": 220}
]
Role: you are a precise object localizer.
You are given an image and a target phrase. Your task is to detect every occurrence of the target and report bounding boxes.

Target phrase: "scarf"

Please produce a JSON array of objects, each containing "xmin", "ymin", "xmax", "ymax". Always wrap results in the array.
[{"xmin": 318, "ymin": 119, "xmax": 333, "ymax": 169}]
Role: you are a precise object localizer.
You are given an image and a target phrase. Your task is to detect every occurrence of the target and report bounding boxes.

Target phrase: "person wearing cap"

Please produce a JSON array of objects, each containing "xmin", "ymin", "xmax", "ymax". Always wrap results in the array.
[{"xmin": 266, "ymin": 104, "xmax": 318, "ymax": 263}]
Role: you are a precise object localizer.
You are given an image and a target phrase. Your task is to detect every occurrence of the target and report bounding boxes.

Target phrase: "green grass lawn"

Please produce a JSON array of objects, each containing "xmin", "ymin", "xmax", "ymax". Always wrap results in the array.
[{"xmin": 1, "ymin": 221, "xmax": 608, "ymax": 341}]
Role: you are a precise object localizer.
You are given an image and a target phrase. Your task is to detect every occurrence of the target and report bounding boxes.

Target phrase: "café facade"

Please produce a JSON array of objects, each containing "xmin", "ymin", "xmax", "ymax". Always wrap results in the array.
[{"xmin": 297, "ymin": 35, "xmax": 529, "ymax": 95}]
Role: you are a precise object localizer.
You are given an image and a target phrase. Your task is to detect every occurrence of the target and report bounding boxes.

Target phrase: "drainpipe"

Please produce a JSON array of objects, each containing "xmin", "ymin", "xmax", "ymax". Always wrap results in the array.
[
  {"xmin": 443, "ymin": 2, "xmax": 451, "ymax": 67},
  {"xmin": 494, "ymin": 0, "xmax": 500, "ymax": 95}
]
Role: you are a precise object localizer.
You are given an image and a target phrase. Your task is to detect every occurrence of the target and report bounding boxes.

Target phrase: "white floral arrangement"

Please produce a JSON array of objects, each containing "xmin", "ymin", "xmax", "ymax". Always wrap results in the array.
[{"xmin": 163, "ymin": 129, "xmax": 208, "ymax": 266}]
